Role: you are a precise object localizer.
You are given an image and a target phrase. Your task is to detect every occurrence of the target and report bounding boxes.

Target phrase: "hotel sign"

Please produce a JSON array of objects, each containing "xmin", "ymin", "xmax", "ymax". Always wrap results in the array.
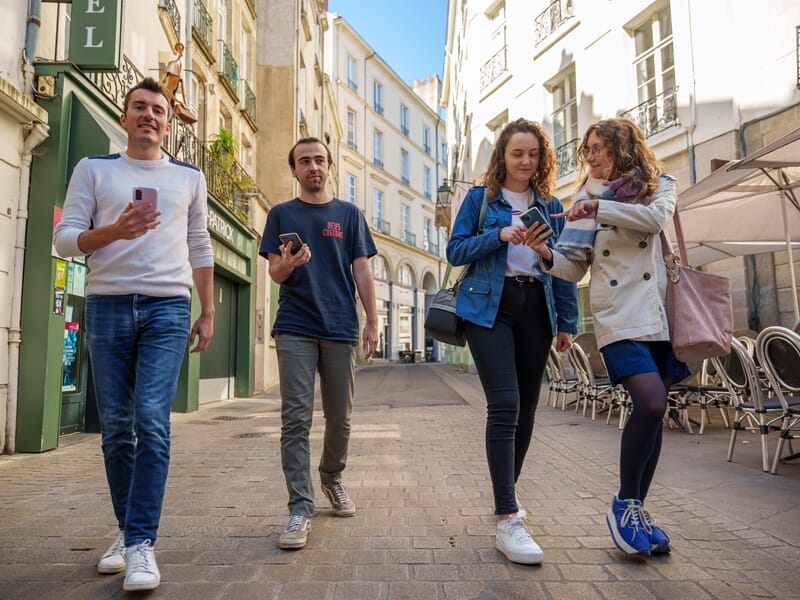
[{"xmin": 68, "ymin": 0, "xmax": 124, "ymax": 71}]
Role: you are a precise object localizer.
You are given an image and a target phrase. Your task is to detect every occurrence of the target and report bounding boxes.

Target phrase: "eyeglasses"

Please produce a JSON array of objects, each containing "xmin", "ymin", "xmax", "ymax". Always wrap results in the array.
[{"xmin": 582, "ymin": 144, "xmax": 606, "ymax": 158}]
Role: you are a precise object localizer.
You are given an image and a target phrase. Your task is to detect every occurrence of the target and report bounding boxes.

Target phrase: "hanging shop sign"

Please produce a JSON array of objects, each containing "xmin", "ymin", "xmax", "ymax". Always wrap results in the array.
[{"xmin": 67, "ymin": 0, "xmax": 124, "ymax": 71}]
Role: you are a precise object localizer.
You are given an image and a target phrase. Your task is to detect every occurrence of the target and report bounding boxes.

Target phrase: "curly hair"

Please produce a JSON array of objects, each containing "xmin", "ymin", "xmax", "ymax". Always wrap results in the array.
[
  {"xmin": 482, "ymin": 118, "xmax": 557, "ymax": 199},
  {"xmin": 576, "ymin": 117, "xmax": 662, "ymax": 203}
]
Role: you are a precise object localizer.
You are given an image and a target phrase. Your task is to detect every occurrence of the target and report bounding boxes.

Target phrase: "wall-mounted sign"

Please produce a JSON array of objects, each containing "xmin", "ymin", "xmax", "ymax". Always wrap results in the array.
[{"xmin": 67, "ymin": 0, "xmax": 124, "ymax": 71}]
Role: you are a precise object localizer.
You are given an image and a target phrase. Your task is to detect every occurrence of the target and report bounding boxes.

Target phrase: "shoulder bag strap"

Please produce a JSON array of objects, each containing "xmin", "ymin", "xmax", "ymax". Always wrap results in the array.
[{"xmin": 453, "ymin": 188, "xmax": 490, "ymax": 287}]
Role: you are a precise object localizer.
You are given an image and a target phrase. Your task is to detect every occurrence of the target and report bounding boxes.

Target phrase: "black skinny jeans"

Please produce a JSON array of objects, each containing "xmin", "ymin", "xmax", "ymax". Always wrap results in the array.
[{"xmin": 464, "ymin": 278, "xmax": 553, "ymax": 515}]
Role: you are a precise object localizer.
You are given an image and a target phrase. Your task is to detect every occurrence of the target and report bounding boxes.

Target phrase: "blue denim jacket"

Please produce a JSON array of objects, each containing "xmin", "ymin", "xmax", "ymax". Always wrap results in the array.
[{"xmin": 446, "ymin": 185, "xmax": 578, "ymax": 335}]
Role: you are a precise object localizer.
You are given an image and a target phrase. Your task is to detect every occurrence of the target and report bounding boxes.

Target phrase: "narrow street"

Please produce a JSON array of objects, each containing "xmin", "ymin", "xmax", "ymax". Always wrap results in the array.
[{"xmin": 0, "ymin": 363, "xmax": 798, "ymax": 599}]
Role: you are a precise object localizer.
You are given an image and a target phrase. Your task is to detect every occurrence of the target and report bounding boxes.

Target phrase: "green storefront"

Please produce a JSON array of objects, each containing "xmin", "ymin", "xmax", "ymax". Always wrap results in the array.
[{"xmin": 15, "ymin": 63, "xmax": 257, "ymax": 452}]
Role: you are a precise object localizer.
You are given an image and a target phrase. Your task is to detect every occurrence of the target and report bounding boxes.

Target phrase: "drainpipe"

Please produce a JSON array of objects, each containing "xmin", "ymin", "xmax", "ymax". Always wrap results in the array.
[
  {"xmin": 5, "ymin": 122, "xmax": 50, "ymax": 454},
  {"xmin": 185, "ymin": 0, "xmax": 193, "ymax": 108},
  {"xmin": 23, "ymin": 0, "xmax": 42, "ymax": 95}
]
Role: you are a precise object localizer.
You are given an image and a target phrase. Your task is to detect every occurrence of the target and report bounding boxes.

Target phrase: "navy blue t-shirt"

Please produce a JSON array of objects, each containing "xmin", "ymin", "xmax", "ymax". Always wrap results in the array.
[{"xmin": 260, "ymin": 198, "xmax": 377, "ymax": 344}]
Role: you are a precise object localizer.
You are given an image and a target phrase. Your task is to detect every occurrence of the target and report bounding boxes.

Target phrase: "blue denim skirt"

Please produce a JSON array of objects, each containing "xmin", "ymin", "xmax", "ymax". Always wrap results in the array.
[{"xmin": 601, "ymin": 339, "xmax": 690, "ymax": 386}]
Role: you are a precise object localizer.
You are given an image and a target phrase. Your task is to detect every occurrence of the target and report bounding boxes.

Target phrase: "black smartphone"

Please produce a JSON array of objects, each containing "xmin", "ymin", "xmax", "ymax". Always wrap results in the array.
[
  {"xmin": 520, "ymin": 206, "xmax": 551, "ymax": 231},
  {"xmin": 279, "ymin": 232, "xmax": 304, "ymax": 254}
]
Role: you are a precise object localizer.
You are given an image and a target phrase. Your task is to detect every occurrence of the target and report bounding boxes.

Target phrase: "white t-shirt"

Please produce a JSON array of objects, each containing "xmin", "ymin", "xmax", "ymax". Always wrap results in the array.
[{"xmin": 502, "ymin": 187, "xmax": 543, "ymax": 279}]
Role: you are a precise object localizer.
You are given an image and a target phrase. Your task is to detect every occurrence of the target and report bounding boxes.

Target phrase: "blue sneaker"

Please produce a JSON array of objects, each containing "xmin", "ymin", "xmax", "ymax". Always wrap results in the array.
[
  {"xmin": 641, "ymin": 508, "xmax": 671, "ymax": 553},
  {"xmin": 606, "ymin": 496, "xmax": 651, "ymax": 555}
]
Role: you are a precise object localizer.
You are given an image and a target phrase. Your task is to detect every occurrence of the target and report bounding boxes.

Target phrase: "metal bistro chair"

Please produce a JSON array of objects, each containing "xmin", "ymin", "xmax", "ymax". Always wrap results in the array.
[
  {"xmin": 668, "ymin": 359, "xmax": 730, "ymax": 435},
  {"xmin": 568, "ymin": 342, "xmax": 618, "ymax": 422},
  {"xmin": 755, "ymin": 326, "xmax": 800, "ymax": 474},
  {"xmin": 712, "ymin": 336, "xmax": 783, "ymax": 472},
  {"xmin": 547, "ymin": 345, "xmax": 580, "ymax": 411}
]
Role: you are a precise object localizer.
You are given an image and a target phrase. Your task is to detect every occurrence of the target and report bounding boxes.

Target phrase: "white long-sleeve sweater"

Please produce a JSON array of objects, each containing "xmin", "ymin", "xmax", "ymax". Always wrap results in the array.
[{"xmin": 53, "ymin": 152, "xmax": 213, "ymax": 298}]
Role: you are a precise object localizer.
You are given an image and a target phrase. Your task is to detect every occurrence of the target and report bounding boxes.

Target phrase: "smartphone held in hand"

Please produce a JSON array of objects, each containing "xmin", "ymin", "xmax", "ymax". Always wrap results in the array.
[
  {"xmin": 132, "ymin": 187, "xmax": 158, "ymax": 212},
  {"xmin": 520, "ymin": 206, "xmax": 551, "ymax": 231},
  {"xmin": 279, "ymin": 232, "xmax": 304, "ymax": 254}
]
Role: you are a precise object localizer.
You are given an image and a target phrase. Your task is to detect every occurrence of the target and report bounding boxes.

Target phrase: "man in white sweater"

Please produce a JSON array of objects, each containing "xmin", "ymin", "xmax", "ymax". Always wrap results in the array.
[{"xmin": 53, "ymin": 77, "xmax": 214, "ymax": 592}]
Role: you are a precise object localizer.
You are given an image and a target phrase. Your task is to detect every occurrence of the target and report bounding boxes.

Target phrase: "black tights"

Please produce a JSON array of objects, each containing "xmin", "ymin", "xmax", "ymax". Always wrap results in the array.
[{"xmin": 618, "ymin": 372, "xmax": 672, "ymax": 501}]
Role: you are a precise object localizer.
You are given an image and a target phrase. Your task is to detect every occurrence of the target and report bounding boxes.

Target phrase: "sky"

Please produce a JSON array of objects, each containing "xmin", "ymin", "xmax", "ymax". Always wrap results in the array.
[{"xmin": 328, "ymin": 0, "xmax": 448, "ymax": 84}]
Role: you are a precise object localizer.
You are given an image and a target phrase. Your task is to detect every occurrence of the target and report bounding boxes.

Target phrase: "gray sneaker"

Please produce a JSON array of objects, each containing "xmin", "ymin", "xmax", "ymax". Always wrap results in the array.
[
  {"xmin": 97, "ymin": 530, "xmax": 126, "ymax": 574},
  {"xmin": 279, "ymin": 514, "xmax": 311, "ymax": 549},
  {"xmin": 321, "ymin": 481, "xmax": 356, "ymax": 517}
]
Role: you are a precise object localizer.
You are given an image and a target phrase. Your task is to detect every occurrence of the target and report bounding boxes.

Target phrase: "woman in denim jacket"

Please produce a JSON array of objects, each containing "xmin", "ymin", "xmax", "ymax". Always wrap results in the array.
[{"xmin": 446, "ymin": 118, "xmax": 578, "ymax": 565}]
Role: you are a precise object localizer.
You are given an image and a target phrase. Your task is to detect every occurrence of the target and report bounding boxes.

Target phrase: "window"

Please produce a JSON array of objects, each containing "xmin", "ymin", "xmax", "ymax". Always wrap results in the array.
[
  {"xmin": 398, "ymin": 263, "xmax": 415, "ymax": 287},
  {"xmin": 346, "ymin": 55, "xmax": 357, "ymax": 91},
  {"xmin": 400, "ymin": 103, "xmax": 409, "ymax": 136},
  {"xmin": 423, "ymin": 126, "xmax": 431, "ymax": 154},
  {"xmin": 346, "ymin": 173, "xmax": 356, "ymax": 203},
  {"xmin": 346, "ymin": 109, "xmax": 357, "ymax": 150},
  {"xmin": 424, "ymin": 217, "xmax": 436, "ymax": 254},
  {"xmin": 400, "ymin": 204, "xmax": 414, "ymax": 245},
  {"xmin": 423, "ymin": 166, "xmax": 431, "ymax": 199},
  {"xmin": 373, "ymin": 80, "xmax": 384, "ymax": 114},
  {"xmin": 401, "ymin": 150, "xmax": 409, "ymax": 184},
  {"xmin": 372, "ymin": 255, "xmax": 389, "ymax": 280},
  {"xmin": 374, "ymin": 190, "xmax": 383, "ymax": 219},
  {"xmin": 441, "ymin": 141, "xmax": 448, "ymax": 165},
  {"xmin": 551, "ymin": 70, "xmax": 578, "ymax": 177},
  {"xmin": 373, "ymin": 130, "xmax": 383, "ymax": 167},
  {"xmin": 629, "ymin": 6, "xmax": 677, "ymax": 136},
  {"xmin": 487, "ymin": 109, "xmax": 508, "ymax": 143}
]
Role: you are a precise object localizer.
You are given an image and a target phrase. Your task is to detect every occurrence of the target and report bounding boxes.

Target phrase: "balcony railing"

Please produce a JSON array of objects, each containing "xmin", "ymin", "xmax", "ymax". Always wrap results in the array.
[
  {"xmin": 401, "ymin": 175, "xmax": 409, "ymax": 185},
  {"xmin": 87, "ymin": 55, "xmax": 258, "ymax": 227},
  {"xmin": 374, "ymin": 157, "xmax": 384, "ymax": 168},
  {"xmin": 218, "ymin": 40, "xmax": 239, "ymax": 98},
  {"xmin": 480, "ymin": 46, "xmax": 507, "ymax": 91},
  {"xmin": 373, "ymin": 217, "xmax": 390, "ymax": 235},
  {"xmin": 555, "ymin": 138, "xmax": 579, "ymax": 178},
  {"xmin": 347, "ymin": 139, "xmax": 357, "ymax": 151},
  {"xmin": 347, "ymin": 78, "xmax": 357, "ymax": 92},
  {"xmin": 425, "ymin": 241, "xmax": 439, "ymax": 256},
  {"xmin": 374, "ymin": 102, "xmax": 383, "ymax": 115},
  {"xmin": 158, "ymin": 0, "xmax": 181, "ymax": 40},
  {"xmin": 240, "ymin": 79, "xmax": 257, "ymax": 127},
  {"xmin": 534, "ymin": 0, "xmax": 574, "ymax": 46},
  {"xmin": 621, "ymin": 87, "xmax": 679, "ymax": 138},
  {"xmin": 400, "ymin": 125, "xmax": 409, "ymax": 136},
  {"xmin": 192, "ymin": 0, "xmax": 214, "ymax": 57},
  {"xmin": 401, "ymin": 230, "xmax": 416, "ymax": 246}
]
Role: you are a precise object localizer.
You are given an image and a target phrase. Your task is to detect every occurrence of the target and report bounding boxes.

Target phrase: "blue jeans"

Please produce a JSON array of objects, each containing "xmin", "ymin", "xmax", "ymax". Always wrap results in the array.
[
  {"xmin": 86, "ymin": 295, "xmax": 190, "ymax": 547},
  {"xmin": 275, "ymin": 334, "xmax": 354, "ymax": 517},
  {"xmin": 464, "ymin": 279, "xmax": 553, "ymax": 515}
]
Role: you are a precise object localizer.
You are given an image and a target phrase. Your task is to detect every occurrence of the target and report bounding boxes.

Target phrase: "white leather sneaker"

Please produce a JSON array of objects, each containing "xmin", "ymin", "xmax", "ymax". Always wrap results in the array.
[
  {"xmin": 123, "ymin": 540, "xmax": 160, "ymax": 591},
  {"xmin": 97, "ymin": 531, "xmax": 126, "ymax": 574},
  {"xmin": 496, "ymin": 515, "xmax": 543, "ymax": 564}
]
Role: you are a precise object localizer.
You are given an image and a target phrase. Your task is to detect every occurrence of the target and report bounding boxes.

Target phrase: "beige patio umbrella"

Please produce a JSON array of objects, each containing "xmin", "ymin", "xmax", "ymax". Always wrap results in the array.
[{"xmin": 676, "ymin": 126, "xmax": 800, "ymax": 321}]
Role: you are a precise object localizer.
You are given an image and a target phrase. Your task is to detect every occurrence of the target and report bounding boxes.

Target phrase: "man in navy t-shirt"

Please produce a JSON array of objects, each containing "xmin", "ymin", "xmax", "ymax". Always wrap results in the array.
[{"xmin": 260, "ymin": 137, "xmax": 378, "ymax": 550}]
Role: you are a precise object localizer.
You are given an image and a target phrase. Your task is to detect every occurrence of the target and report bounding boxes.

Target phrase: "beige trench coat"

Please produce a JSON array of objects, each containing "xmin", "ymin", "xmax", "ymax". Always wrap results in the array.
[{"xmin": 542, "ymin": 175, "xmax": 677, "ymax": 349}]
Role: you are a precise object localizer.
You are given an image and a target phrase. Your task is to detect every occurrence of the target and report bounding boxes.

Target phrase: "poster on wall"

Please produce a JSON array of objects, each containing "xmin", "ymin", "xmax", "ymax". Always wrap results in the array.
[
  {"xmin": 53, "ymin": 287, "xmax": 65, "ymax": 315},
  {"xmin": 62, "ymin": 322, "xmax": 80, "ymax": 392},
  {"xmin": 54, "ymin": 259, "xmax": 67, "ymax": 288}
]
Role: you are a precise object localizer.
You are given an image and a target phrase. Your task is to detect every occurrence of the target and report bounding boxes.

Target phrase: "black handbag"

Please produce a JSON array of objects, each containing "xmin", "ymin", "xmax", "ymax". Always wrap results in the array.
[
  {"xmin": 425, "ymin": 285, "xmax": 466, "ymax": 346},
  {"xmin": 424, "ymin": 189, "xmax": 489, "ymax": 347}
]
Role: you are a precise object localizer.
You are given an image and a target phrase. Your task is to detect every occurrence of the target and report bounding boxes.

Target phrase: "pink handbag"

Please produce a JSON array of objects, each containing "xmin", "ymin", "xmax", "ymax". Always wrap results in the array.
[{"xmin": 659, "ymin": 209, "xmax": 733, "ymax": 363}]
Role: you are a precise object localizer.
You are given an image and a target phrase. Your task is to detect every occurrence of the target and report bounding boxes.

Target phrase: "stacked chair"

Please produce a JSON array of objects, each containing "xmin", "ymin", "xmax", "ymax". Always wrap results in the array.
[{"xmin": 754, "ymin": 326, "xmax": 800, "ymax": 474}]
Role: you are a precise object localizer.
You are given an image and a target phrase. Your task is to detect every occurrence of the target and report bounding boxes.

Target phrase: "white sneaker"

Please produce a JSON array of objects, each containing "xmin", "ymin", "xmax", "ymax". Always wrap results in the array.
[
  {"xmin": 123, "ymin": 540, "xmax": 160, "ymax": 591},
  {"xmin": 97, "ymin": 531, "xmax": 126, "ymax": 574},
  {"xmin": 496, "ymin": 515, "xmax": 543, "ymax": 564}
]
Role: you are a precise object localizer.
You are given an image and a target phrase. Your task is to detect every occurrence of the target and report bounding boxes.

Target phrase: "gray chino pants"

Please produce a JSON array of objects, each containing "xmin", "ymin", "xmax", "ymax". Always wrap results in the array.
[{"xmin": 275, "ymin": 334, "xmax": 355, "ymax": 517}]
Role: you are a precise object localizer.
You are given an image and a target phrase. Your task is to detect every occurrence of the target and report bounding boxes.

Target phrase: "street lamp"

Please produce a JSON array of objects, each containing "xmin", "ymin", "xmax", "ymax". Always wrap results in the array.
[{"xmin": 436, "ymin": 178, "xmax": 474, "ymax": 207}]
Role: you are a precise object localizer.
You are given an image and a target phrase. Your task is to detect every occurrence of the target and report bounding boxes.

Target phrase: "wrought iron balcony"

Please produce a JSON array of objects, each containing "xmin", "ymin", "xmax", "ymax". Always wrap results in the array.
[
  {"xmin": 480, "ymin": 46, "xmax": 507, "ymax": 91},
  {"xmin": 373, "ymin": 217, "xmax": 390, "ymax": 235},
  {"xmin": 374, "ymin": 157, "xmax": 384, "ymax": 168},
  {"xmin": 240, "ymin": 79, "xmax": 257, "ymax": 127},
  {"xmin": 534, "ymin": 0, "xmax": 574, "ymax": 46},
  {"xmin": 401, "ymin": 175, "xmax": 409, "ymax": 185},
  {"xmin": 158, "ymin": 0, "xmax": 181, "ymax": 41},
  {"xmin": 374, "ymin": 102, "xmax": 383, "ymax": 115},
  {"xmin": 621, "ymin": 87, "xmax": 680, "ymax": 138},
  {"xmin": 347, "ymin": 139, "xmax": 357, "ymax": 151},
  {"xmin": 192, "ymin": 0, "xmax": 214, "ymax": 58},
  {"xmin": 401, "ymin": 125, "xmax": 409, "ymax": 136},
  {"xmin": 401, "ymin": 229, "xmax": 416, "ymax": 246},
  {"xmin": 218, "ymin": 40, "xmax": 239, "ymax": 98},
  {"xmin": 425, "ymin": 241, "xmax": 439, "ymax": 256},
  {"xmin": 555, "ymin": 138, "xmax": 579, "ymax": 178},
  {"xmin": 87, "ymin": 55, "xmax": 259, "ymax": 227}
]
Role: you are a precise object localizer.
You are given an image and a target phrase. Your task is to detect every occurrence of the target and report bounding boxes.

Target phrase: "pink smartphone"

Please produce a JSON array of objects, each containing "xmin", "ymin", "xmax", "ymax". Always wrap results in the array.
[{"xmin": 132, "ymin": 186, "xmax": 158, "ymax": 212}]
